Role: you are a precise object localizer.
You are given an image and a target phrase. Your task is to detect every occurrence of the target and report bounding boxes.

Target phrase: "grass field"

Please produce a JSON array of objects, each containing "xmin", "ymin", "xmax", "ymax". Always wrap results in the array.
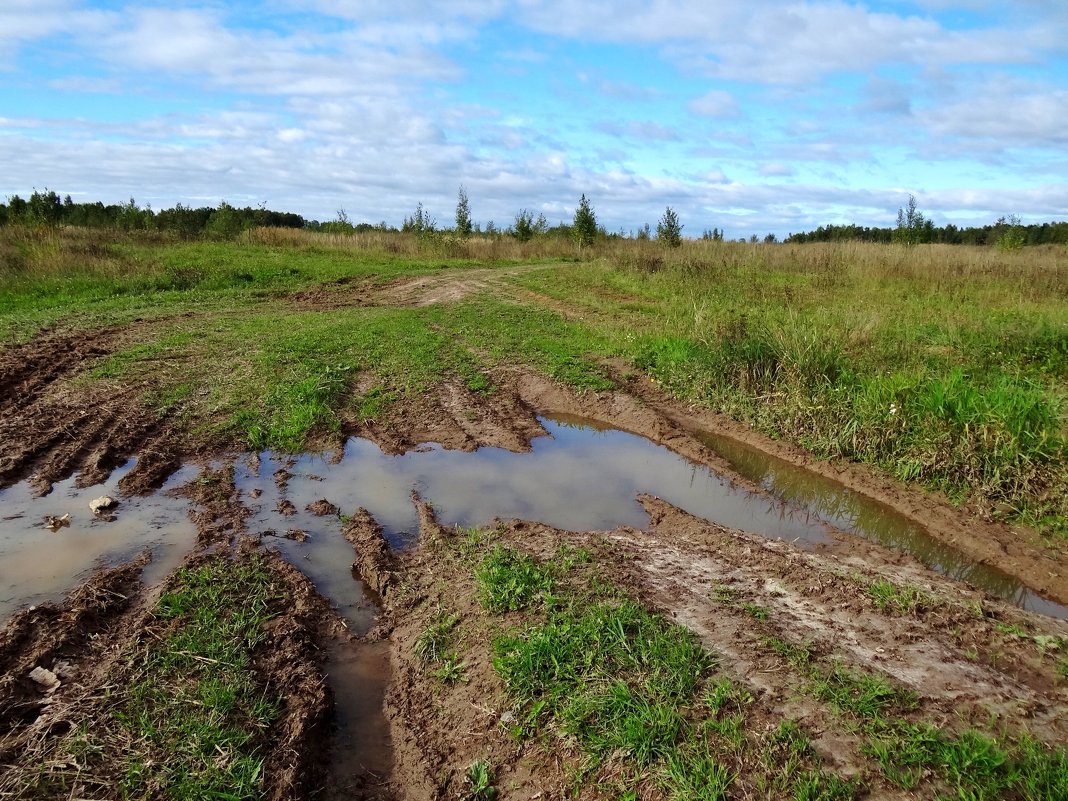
[{"xmin": 2, "ymin": 224, "xmax": 1065, "ymax": 539}]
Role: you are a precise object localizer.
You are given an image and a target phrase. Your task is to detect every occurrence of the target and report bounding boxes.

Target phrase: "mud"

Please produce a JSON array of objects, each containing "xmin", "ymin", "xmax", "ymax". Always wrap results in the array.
[{"xmin": 0, "ymin": 324, "xmax": 183, "ymax": 497}]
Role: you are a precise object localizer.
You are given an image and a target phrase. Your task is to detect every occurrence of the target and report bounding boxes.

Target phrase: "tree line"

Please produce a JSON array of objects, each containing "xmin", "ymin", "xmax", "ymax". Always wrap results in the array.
[
  {"xmin": 785, "ymin": 197, "xmax": 1068, "ymax": 247},
  {"xmin": 3, "ymin": 188, "xmax": 1064, "ymax": 249},
  {"xmin": 0, "ymin": 190, "xmax": 305, "ymax": 239}
]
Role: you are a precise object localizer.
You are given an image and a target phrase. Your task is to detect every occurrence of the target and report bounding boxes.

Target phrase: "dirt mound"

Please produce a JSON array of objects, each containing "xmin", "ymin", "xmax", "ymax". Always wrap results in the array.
[
  {"xmin": 0, "ymin": 553, "xmax": 149, "ymax": 750},
  {"xmin": 344, "ymin": 507, "xmax": 397, "ymax": 601}
]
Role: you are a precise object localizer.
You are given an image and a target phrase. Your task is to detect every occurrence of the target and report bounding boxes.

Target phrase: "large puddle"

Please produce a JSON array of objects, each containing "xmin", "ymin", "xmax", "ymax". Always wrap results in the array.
[{"xmin": 1, "ymin": 417, "xmax": 1064, "ymax": 625}]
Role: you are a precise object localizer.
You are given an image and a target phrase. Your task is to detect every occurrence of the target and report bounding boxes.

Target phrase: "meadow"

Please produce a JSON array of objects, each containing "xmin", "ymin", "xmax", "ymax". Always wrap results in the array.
[{"xmin": 2, "ymin": 223, "xmax": 1065, "ymax": 540}]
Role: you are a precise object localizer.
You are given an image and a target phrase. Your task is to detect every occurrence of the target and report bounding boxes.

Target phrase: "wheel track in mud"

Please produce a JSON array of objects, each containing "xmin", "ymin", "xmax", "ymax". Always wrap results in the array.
[{"xmin": 0, "ymin": 324, "xmax": 183, "ymax": 497}]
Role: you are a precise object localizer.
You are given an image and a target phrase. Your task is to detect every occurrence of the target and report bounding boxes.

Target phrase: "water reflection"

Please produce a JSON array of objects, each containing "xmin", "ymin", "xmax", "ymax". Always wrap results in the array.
[
  {"xmin": 694, "ymin": 430, "xmax": 1066, "ymax": 617},
  {"xmin": 0, "ymin": 462, "xmax": 198, "ymax": 619}
]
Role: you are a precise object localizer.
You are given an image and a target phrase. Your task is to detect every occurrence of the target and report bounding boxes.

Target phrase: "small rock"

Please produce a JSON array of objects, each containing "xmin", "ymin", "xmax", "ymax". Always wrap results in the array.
[
  {"xmin": 29, "ymin": 666, "xmax": 61, "ymax": 693},
  {"xmin": 89, "ymin": 496, "xmax": 118, "ymax": 514},
  {"xmin": 44, "ymin": 513, "xmax": 71, "ymax": 532},
  {"xmin": 500, "ymin": 711, "xmax": 516, "ymax": 726},
  {"xmin": 52, "ymin": 660, "xmax": 75, "ymax": 680}
]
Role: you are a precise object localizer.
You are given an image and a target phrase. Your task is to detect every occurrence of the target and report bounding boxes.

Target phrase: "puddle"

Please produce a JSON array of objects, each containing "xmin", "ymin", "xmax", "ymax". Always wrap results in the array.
[
  {"xmin": 2, "ymin": 414, "xmax": 1062, "ymax": 631},
  {"xmin": 0, "ymin": 461, "xmax": 199, "ymax": 620},
  {"xmin": 694, "ymin": 430, "xmax": 1068, "ymax": 618},
  {"xmin": 322, "ymin": 639, "xmax": 393, "ymax": 798}
]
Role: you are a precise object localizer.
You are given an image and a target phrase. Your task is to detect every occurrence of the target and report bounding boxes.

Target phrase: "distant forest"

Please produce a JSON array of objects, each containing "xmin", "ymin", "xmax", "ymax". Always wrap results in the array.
[
  {"xmin": 782, "ymin": 219, "xmax": 1068, "ymax": 246},
  {"xmin": 2, "ymin": 189, "xmax": 1066, "ymax": 247}
]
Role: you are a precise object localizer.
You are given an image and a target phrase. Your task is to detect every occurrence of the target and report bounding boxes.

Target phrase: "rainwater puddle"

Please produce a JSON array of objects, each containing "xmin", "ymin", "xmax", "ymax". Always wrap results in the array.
[
  {"xmin": 694, "ymin": 430, "xmax": 1068, "ymax": 618},
  {"xmin": 0, "ymin": 461, "xmax": 198, "ymax": 620}
]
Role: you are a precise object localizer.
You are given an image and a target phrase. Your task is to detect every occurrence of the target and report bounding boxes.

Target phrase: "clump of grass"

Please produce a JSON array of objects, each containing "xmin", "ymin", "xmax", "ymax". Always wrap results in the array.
[
  {"xmin": 865, "ymin": 578, "xmax": 931, "ymax": 616},
  {"xmin": 414, "ymin": 606, "xmax": 467, "ymax": 683},
  {"xmin": 864, "ymin": 722, "xmax": 1068, "ymax": 800},
  {"xmin": 741, "ymin": 601, "xmax": 770, "ymax": 622},
  {"xmin": 414, "ymin": 606, "xmax": 461, "ymax": 663},
  {"xmin": 493, "ymin": 595, "xmax": 714, "ymax": 766},
  {"xmin": 661, "ymin": 737, "xmax": 734, "ymax": 801},
  {"xmin": 761, "ymin": 635, "xmax": 916, "ymax": 719},
  {"xmin": 476, "ymin": 544, "xmax": 557, "ymax": 613}
]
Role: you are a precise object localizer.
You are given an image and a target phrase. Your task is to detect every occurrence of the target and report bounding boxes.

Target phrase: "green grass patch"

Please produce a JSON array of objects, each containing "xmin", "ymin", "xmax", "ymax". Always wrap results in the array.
[
  {"xmin": 5, "ymin": 554, "xmax": 283, "ymax": 800},
  {"xmin": 477, "ymin": 543, "xmax": 855, "ymax": 799},
  {"xmin": 864, "ymin": 578, "xmax": 932, "ymax": 616}
]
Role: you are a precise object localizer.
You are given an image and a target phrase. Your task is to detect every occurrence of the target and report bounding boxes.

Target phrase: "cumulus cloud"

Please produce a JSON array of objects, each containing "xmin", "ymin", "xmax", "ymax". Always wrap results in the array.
[{"xmin": 916, "ymin": 80, "xmax": 1068, "ymax": 147}]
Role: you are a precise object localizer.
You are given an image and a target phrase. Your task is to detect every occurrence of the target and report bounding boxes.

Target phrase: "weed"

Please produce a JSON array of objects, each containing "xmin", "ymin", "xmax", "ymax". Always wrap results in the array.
[
  {"xmin": 741, "ymin": 602, "xmax": 770, "ymax": 622},
  {"xmin": 865, "ymin": 579, "xmax": 930, "ymax": 615},
  {"xmin": 711, "ymin": 584, "xmax": 737, "ymax": 604},
  {"xmin": 431, "ymin": 653, "xmax": 468, "ymax": 684},
  {"xmin": 415, "ymin": 607, "xmax": 461, "ymax": 663},
  {"xmin": 464, "ymin": 759, "xmax": 497, "ymax": 801}
]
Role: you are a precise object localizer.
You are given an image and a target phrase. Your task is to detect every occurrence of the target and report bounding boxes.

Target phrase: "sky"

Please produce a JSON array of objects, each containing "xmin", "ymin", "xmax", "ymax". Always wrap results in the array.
[{"xmin": 1, "ymin": 1, "xmax": 1066, "ymax": 238}]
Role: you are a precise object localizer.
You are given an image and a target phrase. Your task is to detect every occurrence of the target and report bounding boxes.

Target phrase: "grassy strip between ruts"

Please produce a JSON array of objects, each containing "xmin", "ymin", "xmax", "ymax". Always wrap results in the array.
[
  {"xmin": 734, "ymin": 603, "xmax": 1068, "ymax": 801},
  {"xmin": 435, "ymin": 533, "xmax": 1068, "ymax": 801},
  {"xmin": 2, "ymin": 554, "xmax": 283, "ymax": 800},
  {"xmin": 466, "ymin": 540, "xmax": 857, "ymax": 800}
]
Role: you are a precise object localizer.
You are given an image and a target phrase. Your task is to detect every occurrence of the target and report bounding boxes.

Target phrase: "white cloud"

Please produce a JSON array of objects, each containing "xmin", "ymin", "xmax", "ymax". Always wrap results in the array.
[
  {"xmin": 916, "ymin": 81, "xmax": 1068, "ymax": 148},
  {"xmin": 517, "ymin": 1, "xmax": 1056, "ymax": 84},
  {"xmin": 688, "ymin": 89, "xmax": 739, "ymax": 117},
  {"xmin": 759, "ymin": 163, "xmax": 794, "ymax": 177}
]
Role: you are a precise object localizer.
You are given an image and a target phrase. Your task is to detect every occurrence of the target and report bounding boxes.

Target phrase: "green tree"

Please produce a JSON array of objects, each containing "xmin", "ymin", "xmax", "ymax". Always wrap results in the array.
[
  {"xmin": 636, "ymin": 223, "xmax": 652, "ymax": 241},
  {"xmin": 207, "ymin": 200, "xmax": 244, "ymax": 240},
  {"xmin": 572, "ymin": 194, "xmax": 597, "ymax": 247},
  {"xmin": 26, "ymin": 189, "xmax": 62, "ymax": 227},
  {"xmin": 893, "ymin": 194, "xmax": 928, "ymax": 245},
  {"xmin": 455, "ymin": 186, "xmax": 473, "ymax": 238},
  {"xmin": 512, "ymin": 209, "xmax": 547, "ymax": 242},
  {"xmin": 994, "ymin": 214, "xmax": 1025, "ymax": 252},
  {"xmin": 403, "ymin": 202, "xmax": 435, "ymax": 235},
  {"xmin": 656, "ymin": 206, "xmax": 683, "ymax": 247}
]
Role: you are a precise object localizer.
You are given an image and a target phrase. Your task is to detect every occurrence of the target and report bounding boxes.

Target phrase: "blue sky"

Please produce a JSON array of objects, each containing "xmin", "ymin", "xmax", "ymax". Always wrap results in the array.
[{"xmin": 1, "ymin": 1, "xmax": 1066, "ymax": 238}]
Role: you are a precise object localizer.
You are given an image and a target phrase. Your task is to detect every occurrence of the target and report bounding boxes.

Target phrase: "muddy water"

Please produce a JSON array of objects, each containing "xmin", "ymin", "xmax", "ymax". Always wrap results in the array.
[
  {"xmin": 694, "ymin": 430, "xmax": 1068, "ymax": 618},
  {"xmin": 0, "ymin": 460, "xmax": 198, "ymax": 619},
  {"xmin": 321, "ymin": 639, "xmax": 393, "ymax": 799}
]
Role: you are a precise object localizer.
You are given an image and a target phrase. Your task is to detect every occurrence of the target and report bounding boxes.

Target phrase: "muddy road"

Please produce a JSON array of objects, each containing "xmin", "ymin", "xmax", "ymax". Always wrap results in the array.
[{"xmin": 2, "ymin": 275, "xmax": 1067, "ymax": 799}]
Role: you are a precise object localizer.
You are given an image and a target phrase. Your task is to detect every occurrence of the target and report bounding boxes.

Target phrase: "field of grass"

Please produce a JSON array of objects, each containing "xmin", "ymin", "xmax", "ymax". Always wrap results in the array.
[{"xmin": 1, "ymin": 224, "xmax": 1065, "ymax": 538}]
